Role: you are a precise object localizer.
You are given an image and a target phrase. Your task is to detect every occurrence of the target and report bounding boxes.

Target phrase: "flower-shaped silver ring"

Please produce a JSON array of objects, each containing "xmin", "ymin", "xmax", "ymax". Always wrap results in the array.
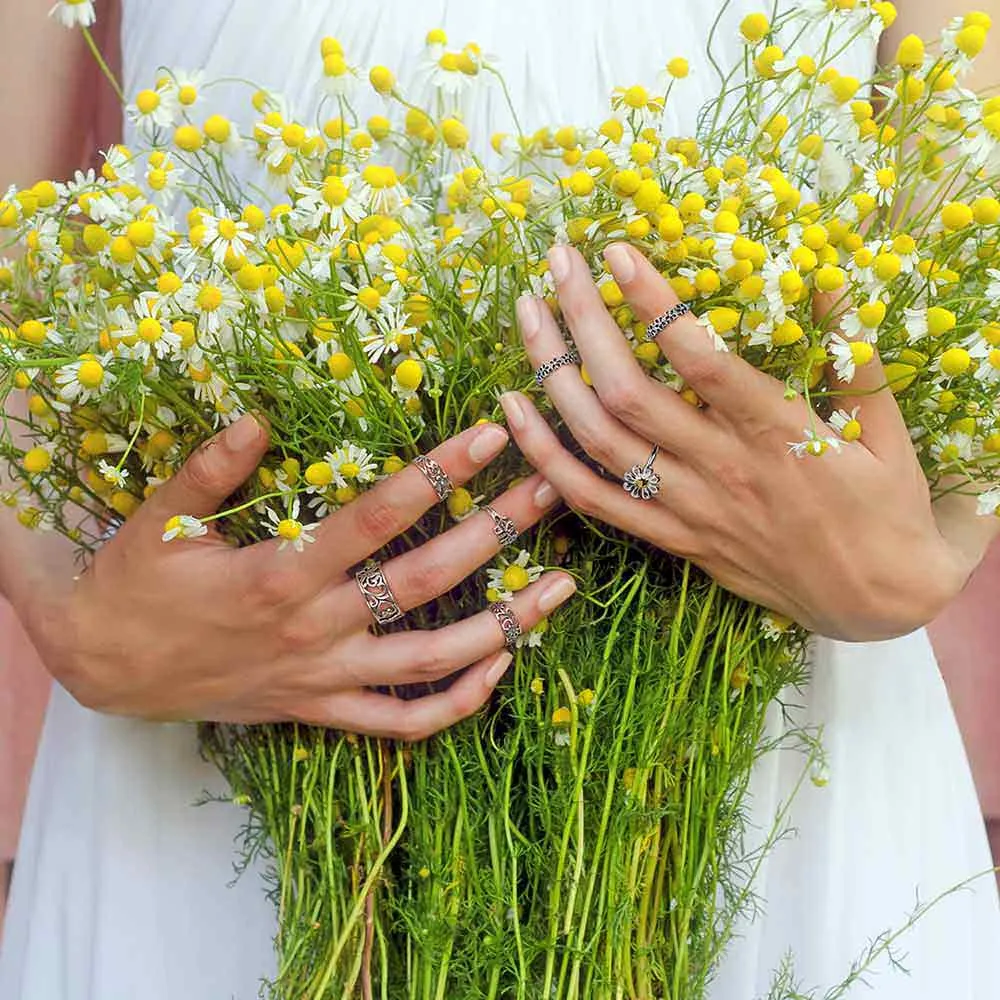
[{"xmin": 622, "ymin": 445, "xmax": 661, "ymax": 501}]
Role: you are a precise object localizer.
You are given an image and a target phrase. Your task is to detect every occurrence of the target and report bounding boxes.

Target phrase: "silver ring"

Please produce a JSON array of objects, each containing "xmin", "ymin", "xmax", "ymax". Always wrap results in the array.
[
  {"xmin": 412, "ymin": 454, "xmax": 453, "ymax": 502},
  {"xmin": 644, "ymin": 303, "xmax": 691, "ymax": 342},
  {"xmin": 489, "ymin": 601, "xmax": 522, "ymax": 653},
  {"xmin": 622, "ymin": 445, "xmax": 661, "ymax": 501},
  {"xmin": 355, "ymin": 560, "xmax": 404, "ymax": 625},
  {"xmin": 534, "ymin": 348, "xmax": 581, "ymax": 385},
  {"xmin": 483, "ymin": 504, "xmax": 519, "ymax": 547}
]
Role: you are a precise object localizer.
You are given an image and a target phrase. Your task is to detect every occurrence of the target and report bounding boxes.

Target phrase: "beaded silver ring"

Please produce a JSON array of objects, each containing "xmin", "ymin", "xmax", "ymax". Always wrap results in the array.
[
  {"xmin": 644, "ymin": 302, "xmax": 692, "ymax": 342},
  {"xmin": 534, "ymin": 348, "xmax": 581, "ymax": 386}
]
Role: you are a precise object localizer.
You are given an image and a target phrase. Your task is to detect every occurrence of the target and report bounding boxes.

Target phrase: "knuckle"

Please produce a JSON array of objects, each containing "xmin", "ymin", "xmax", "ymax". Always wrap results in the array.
[
  {"xmin": 276, "ymin": 613, "xmax": 329, "ymax": 654},
  {"xmin": 409, "ymin": 638, "xmax": 449, "ymax": 680},
  {"xmin": 710, "ymin": 458, "xmax": 757, "ymax": 499},
  {"xmin": 678, "ymin": 356, "xmax": 722, "ymax": 393},
  {"xmin": 398, "ymin": 556, "xmax": 452, "ymax": 604},
  {"xmin": 353, "ymin": 495, "xmax": 404, "ymax": 544},
  {"xmin": 180, "ymin": 443, "xmax": 224, "ymax": 493},
  {"xmin": 564, "ymin": 482, "xmax": 602, "ymax": 519},
  {"xmin": 573, "ymin": 420, "xmax": 614, "ymax": 467},
  {"xmin": 396, "ymin": 717, "xmax": 434, "ymax": 743},
  {"xmin": 600, "ymin": 379, "xmax": 646, "ymax": 422},
  {"xmin": 249, "ymin": 566, "xmax": 304, "ymax": 608}
]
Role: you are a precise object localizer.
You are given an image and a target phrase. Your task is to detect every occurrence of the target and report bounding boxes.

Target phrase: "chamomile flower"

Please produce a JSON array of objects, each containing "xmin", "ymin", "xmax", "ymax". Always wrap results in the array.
[
  {"xmin": 787, "ymin": 428, "xmax": 843, "ymax": 458},
  {"xmin": 55, "ymin": 355, "xmax": 111, "ymax": 403},
  {"xmin": 760, "ymin": 611, "xmax": 794, "ymax": 640},
  {"xmin": 159, "ymin": 514, "xmax": 207, "ymax": 542},
  {"xmin": 976, "ymin": 486, "xmax": 1000, "ymax": 516},
  {"xmin": 829, "ymin": 406, "xmax": 863, "ymax": 442},
  {"xmin": 127, "ymin": 84, "xmax": 182, "ymax": 134},
  {"xmin": 200, "ymin": 206, "xmax": 256, "ymax": 266},
  {"xmin": 931, "ymin": 430, "xmax": 974, "ymax": 464},
  {"xmin": 827, "ymin": 333, "xmax": 875, "ymax": 382},
  {"xmin": 265, "ymin": 497, "xmax": 316, "ymax": 552},
  {"xmin": 49, "ymin": 0, "xmax": 95, "ymax": 29},
  {"xmin": 328, "ymin": 442, "xmax": 377, "ymax": 488},
  {"xmin": 180, "ymin": 276, "xmax": 244, "ymax": 335},
  {"xmin": 485, "ymin": 549, "xmax": 544, "ymax": 602},
  {"xmin": 359, "ymin": 304, "xmax": 417, "ymax": 363},
  {"xmin": 291, "ymin": 174, "xmax": 365, "ymax": 233},
  {"xmin": 97, "ymin": 460, "xmax": 129, "ymax": 488}
]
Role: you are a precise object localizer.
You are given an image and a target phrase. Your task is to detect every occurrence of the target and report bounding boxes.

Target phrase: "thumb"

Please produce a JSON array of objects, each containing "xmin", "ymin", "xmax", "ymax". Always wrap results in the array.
[{"xmin": 145, "ymin": 414, "xmax": 270, "ymax": 521}]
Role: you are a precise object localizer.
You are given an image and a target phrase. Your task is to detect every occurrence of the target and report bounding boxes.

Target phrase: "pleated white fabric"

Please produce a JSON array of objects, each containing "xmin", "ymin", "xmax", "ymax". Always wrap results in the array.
[{"xmin": 2, "ymin": 2, "xmax": 999, "ymax": 997}]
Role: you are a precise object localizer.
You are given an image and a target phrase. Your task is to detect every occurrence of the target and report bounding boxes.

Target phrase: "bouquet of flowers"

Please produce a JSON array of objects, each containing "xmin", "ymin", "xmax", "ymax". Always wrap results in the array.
[{"xmin": 3, "ymin": 2, "xmax": 999, "ymax": 997}]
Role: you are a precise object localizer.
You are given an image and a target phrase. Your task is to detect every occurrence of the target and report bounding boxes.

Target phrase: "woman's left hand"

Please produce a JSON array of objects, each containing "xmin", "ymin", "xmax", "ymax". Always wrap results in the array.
[{"xmin": 501, "ymin": 242, "xmax": 974, "ymax": 642}]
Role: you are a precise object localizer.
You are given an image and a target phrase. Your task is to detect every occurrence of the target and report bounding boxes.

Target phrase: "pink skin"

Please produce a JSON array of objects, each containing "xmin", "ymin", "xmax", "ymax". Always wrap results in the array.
[{"xmin": 501, "ymin": 242, "xmax": 970, "ymax": 642}]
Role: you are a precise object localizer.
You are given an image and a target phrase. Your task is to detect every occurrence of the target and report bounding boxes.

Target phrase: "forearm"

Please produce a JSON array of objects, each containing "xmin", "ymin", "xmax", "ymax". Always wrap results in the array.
[
  {"xmin": 0, "ymin": 4, "xmax": 120, "ymax": 626},
  {"xmin": 878, "ymin": 2, "xmax": 1000, "ymax": 566}
]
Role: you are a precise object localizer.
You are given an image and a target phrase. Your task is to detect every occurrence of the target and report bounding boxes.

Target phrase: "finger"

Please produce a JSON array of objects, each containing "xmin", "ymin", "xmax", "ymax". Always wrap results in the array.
[
  {"xmin": 296, "ymin": 650, "xmax": 512, "ymax": 739},
  {"xmin": 541, "ymin": 247, "xmax": 706, "ymax": 453},
  {"xmin": 602, "ymin": 243, "xmax": 795, "ymax": 426},
  {"xmin": 360, "ymin": 570, "xmax": 577, "ymax": 687},
  {"xmin": 500, "ymin": 390, "xmax": 701, "ymax": 557},
  {"xmin": 246, "ymin": 422, "xmax": 510, "ymax": 583},
  {"xmin": 518, "ymin": 293, "xmax": 681, "ymax": 473},
  {"xmin": 335, "ymin": 472, "xmax": 560, "ymax": 630},
  {"xmin": 815, "ymin": 292, "xmax": 913, "ymax": 464},
  {"xmin": 327, "ymin": 423, "xmax": 508, "ymax": 569},
  {"xmin": 142, "ymin": 413, "xmax": 269, "ymax": 522}
]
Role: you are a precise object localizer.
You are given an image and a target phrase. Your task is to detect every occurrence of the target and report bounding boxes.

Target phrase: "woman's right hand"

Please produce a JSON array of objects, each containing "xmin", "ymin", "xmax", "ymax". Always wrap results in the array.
[{"xmin": 25, "ymin": 415, "xmax": 574, "ymax": 739}]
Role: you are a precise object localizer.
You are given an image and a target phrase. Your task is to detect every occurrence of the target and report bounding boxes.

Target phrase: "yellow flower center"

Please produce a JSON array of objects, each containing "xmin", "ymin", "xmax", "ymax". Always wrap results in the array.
[
  {"xmin": 502, "ymin": 565, "xmax": 530, "ymax": 592},
  {"xmin": 197, "ymin": 285, "xmax": 224, "ymax": 312},
  {"xmin": 277, "ymin": 518, "xmax": 302, "ymax": 541},
  {"xmin": 77, "ymin": 359, "xmax": 105, "ymax": 389},
  {"xmin": 138, "ymin": 318, "xmax": 163, "ymax": 342}
]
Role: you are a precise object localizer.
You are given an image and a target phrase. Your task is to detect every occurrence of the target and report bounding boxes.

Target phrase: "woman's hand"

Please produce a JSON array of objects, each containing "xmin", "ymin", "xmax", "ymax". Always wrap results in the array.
[
  {"xmin": 500, "ymin": 242, "xmax": 971, "ymax": 642},
  {"xmin": 25, "ymin": 416, "xmax": 574, "ymax": 739}
]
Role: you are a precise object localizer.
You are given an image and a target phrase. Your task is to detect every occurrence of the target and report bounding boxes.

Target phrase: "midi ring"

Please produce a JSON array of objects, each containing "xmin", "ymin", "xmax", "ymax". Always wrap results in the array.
[
  {"xmin": 622, "ymin": 445, "xmax": 661, "ymax": 501},
  {"xmin": 355, "ymin": 559, "xmax": 404, "ymax": 625},
  {"xmin": 483, "ymin": 504, "xmax": 519, "ymax": 547},
  {"xmin": 489, "ymin": 600, "xmax": 523, "ymax": 653},
  {"xmin": 644, "ymin": 303, "xmax": 691, "ymax": 342},
  {"xmin": 534, "ymin": 348, "xmax": 581, "ymax": 386},
  {"xmin": 412, "ymin": 454, "xmax": 453, "ymax": 502}
]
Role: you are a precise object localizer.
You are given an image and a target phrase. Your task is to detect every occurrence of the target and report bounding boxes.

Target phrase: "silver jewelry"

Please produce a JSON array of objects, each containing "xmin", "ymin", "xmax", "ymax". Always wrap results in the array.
[
  {"xmin": 412, "ymin": 454, "xmax": 453, "ymax": 502},
  {"xmin": 622, "ymin": 445, "xmax": 661, "ymax": 501},
  {"xmin": 534, "ymin": 348, "xmax": 581, "ymax": 386},
  {"xmin": 489, "ymin": 601, "xmax": 523, "ymax": 653},
  {"xmin": 483, "ymin": 504, "xmax": 519, "ymax": 547},
  {"xmin": 355, "ymin": 560, "xmax": 404, "ymax": 625},
  {"xmin": 644, "ymin": 303, "xmax": 691, "ymax": 342}
]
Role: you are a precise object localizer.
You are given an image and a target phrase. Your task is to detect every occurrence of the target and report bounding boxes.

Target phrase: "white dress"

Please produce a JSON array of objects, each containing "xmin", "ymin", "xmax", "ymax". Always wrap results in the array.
[{"xmin": 3, "ymin": 2, "xmax": 999, "ymax": 997}]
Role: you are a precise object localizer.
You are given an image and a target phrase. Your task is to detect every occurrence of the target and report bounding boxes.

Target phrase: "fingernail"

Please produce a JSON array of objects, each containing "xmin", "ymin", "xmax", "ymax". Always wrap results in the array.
[
  {"xmin": 534, "ymin": 479, "xmax": 557, "ymax": 507},
  {"xmin": 538, "ymin": 575, "xmax": 577, "ymax": 613},
  {"xmin": 468, "ymin": 423, "xmax": 508, "ymax": 464},
  {"xmin": 516, "ymin": 295, "xmax": 541, "ymax": 340},
  {"xmin": 485, "ymin": 651, "xmax": 513, "ymax": 688},
  {"xmin": 500, "ymin": 392, "xmax": 526, "ymax": 430},
  {"xmin": 223, "ymin": 413, "xmax": 260, "ymax": 451},
  {"xmin": 604, "ymin": 243, "xmax": 636, "ymax": 283},
  {"xmin": 547, "ymin": 245, "xmax": 570, "ymax": 283}
]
